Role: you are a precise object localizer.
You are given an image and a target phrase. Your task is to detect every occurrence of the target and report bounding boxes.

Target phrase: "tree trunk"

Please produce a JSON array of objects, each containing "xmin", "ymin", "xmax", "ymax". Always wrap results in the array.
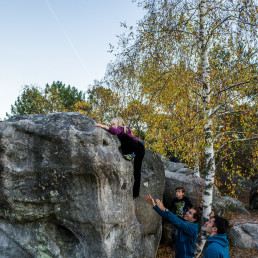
[
  {"xmin": 199, "ymin": 0, "xmax": 215, "ymax": 223},
  {"xmin": 195, "ymin": 0, "xmax": 216, "ymax": 256}
]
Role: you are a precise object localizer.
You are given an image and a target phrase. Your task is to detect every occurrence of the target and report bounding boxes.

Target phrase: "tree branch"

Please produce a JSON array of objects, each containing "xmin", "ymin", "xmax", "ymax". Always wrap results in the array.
[
  {"xmin": 216, "ymin": 137, "xmax": 258, "ymax": 152},
  {"xmin": 214, "ymin": 131, "xmax": 258, "ymax": 142},
  {"xmin": 214, "ymin": 80, "xmax": 255, "ymax": 95},
  {"xmin": 206, "ymin": 15, "xmax": 232, "ymax": 45}
]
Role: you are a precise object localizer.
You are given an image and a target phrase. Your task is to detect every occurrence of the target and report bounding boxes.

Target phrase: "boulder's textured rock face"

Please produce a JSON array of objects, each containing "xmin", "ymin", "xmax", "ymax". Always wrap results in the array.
[
  {"xmin": 0, "ymin": 113, "xmax": 165, "ymax": 258},
  {"xmin": 135, "ymin": 151, "xmax": 165, "ymax": 258}
]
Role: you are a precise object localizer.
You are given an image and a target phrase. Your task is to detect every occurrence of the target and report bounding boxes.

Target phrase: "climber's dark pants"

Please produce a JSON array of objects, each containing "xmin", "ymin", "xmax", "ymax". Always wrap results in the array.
[{"xmin": 118, "ymin": 134, "xmax": 145, "ymax": 198}]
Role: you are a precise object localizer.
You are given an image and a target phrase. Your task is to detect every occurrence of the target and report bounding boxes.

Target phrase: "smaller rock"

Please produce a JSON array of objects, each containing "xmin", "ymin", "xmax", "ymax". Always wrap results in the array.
[
  {"xmin": 250, "ymin": 184, "xmax": 258, "ymax": 210},
  {"xmin": 176, "ymin": 168, "xmax": 195, "ymax": 175},
  {"xmin": 213, "ymin": 196, "xmax": 249, "ymax": 216},
  {"xmin": 228, "ymin": 223, "xmax": 258, "ymax": 251},
  {"xmin": 159, "ymin": 155, "xmax": 187, "ymax": 172},
  {"xmin": 239, "ymin": 180, "xmax": 254, "ymax": 190}
]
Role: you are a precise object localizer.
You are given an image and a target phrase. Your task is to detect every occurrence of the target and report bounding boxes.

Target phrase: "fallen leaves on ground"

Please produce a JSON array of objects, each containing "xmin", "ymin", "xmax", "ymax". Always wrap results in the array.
[
  {"xmin": 156, "ymin": 244, "xmax": 174, "ymax": 258},
  {"xmin": 157, "ymin": 244, "xmax": 258, "ymax": 258},
  {"xmin": 229, "ymin": 246, "xmax": 258, "ymax": 258}
]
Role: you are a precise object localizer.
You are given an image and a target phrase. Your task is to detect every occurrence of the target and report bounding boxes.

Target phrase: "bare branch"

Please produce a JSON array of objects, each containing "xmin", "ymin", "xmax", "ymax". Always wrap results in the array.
[
  {"xmin": 206, "ymin": 15, "xmax": 232, "ymax": 44},
  {"xmin": 214, "ymin": 131, "xmax": 258, "ymax": 142},
  {"xmin": 216, "ymin": 137, "xmax": 258, "ymax": 152},
  {"xmin": 214, "ymin": 80, "xmax": 255, "ymax": 95}
]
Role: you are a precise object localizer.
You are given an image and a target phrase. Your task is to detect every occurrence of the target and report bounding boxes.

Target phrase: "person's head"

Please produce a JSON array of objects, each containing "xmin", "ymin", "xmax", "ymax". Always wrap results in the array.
[
  {"xmin": 175, "ymin": 187, "xmax": 185, "ymax": 199},
  {"xmin": 205, "ymin": 215, "xmax": 229, "ymax": 236},
  {"xmin": 116, "ymin": 117, "xmax": 126, "ymax": 127},
  {"xmin": 110, "ymin": 118, "xmax": 119, "ymax": 128},
  {"xmin": 184, "ymin": 206, "xmax": 202, "ymax": 223},
  {"xmin": 111, "ymin": 117, "xmax": 127, "ymax": 132}
]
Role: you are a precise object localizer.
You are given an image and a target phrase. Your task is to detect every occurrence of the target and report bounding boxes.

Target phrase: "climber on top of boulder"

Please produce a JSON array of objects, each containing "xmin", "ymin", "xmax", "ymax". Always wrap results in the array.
[{"xmin": 95, "ymin": 117, "xmax": 145, "ymax": 199}]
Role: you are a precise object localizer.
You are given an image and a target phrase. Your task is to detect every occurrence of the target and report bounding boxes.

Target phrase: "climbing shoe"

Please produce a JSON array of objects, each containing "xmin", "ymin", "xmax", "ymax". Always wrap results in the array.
[{"xmin": 123, "ymin": 153, "xmax": 135, "ymax": 161}]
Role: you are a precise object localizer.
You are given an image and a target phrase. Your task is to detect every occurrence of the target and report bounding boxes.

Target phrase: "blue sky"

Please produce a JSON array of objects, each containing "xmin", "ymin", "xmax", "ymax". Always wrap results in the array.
[{"xmin": 0, "ymin": 0, "xmax": 145, "ymax": 120}]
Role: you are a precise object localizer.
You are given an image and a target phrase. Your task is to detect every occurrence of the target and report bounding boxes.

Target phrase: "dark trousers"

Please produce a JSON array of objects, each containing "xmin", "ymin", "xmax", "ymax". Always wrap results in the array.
[{"xmin": 118, "ymin": 134, "xmax": 145, "ymax": 197}]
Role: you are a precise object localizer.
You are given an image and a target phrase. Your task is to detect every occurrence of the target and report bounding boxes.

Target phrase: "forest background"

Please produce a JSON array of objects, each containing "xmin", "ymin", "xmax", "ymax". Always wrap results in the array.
[{"xmin": 4, "ymin": 0, "xmax": 258, "ymax": 242}]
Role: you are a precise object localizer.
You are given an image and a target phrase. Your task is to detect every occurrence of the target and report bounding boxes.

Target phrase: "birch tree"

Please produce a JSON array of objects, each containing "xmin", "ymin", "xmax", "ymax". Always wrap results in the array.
[{"xmin": 199, "ymin": 0, "xmax": 214, "ymax": 220}]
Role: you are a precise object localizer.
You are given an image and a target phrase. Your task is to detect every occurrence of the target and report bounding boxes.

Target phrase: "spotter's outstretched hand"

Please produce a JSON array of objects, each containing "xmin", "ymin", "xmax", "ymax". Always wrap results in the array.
[
  {"xmin": 156, "ymin": 199, "xmax": 166, "ymax": 212},
  {"xmin": 145, "ymin": 194, "xmax": 155, "ymax": 207}
]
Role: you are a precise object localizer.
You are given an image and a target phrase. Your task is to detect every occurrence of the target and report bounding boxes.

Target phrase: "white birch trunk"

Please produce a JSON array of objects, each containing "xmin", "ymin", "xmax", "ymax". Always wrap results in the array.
[
  {"xmin": 203, "ymin": 110, "xmax": 215, "ymax": 219},
  {"xmin": 194, "ymin": 100, "xmax": 200, "ymax": 178},
  {"xmin": 195, "ymin": 0, "xmax": 216, "ymax": 256},
  {"xmin": 200, "ymin": 0, "xmax": 215, "ymax": 221}
]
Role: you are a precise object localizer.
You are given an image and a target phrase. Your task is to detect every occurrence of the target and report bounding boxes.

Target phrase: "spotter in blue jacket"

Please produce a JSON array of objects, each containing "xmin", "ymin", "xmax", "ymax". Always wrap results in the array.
[{"xmin": 204, "ymin": 233, "xmax": 230, "ymax": 258}]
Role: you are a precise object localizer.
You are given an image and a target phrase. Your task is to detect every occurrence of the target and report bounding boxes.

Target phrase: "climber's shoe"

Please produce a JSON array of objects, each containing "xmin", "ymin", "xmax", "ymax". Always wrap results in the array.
[{"xmin": 123, "ymin": 153, "xmax": 135, "ymax": 161}]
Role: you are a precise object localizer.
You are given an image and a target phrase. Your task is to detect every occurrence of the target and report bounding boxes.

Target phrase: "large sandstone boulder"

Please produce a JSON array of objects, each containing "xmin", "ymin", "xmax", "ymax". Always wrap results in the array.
[{"xmin": 0, "ymin": 113, "xmax": 165, "ymax": 258}]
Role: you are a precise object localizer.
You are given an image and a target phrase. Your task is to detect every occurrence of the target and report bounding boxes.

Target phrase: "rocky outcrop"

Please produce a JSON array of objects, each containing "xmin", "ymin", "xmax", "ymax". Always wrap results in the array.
[{"xmin": 0, "ymin": 113, "xmax": 165, "ymax": 258}]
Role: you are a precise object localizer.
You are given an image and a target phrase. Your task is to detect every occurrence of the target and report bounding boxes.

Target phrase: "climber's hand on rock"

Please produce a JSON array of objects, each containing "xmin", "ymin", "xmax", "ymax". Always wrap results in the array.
[{"xmin": 95, "ymin": 123, "xmax": 109, "ymax": 130}]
